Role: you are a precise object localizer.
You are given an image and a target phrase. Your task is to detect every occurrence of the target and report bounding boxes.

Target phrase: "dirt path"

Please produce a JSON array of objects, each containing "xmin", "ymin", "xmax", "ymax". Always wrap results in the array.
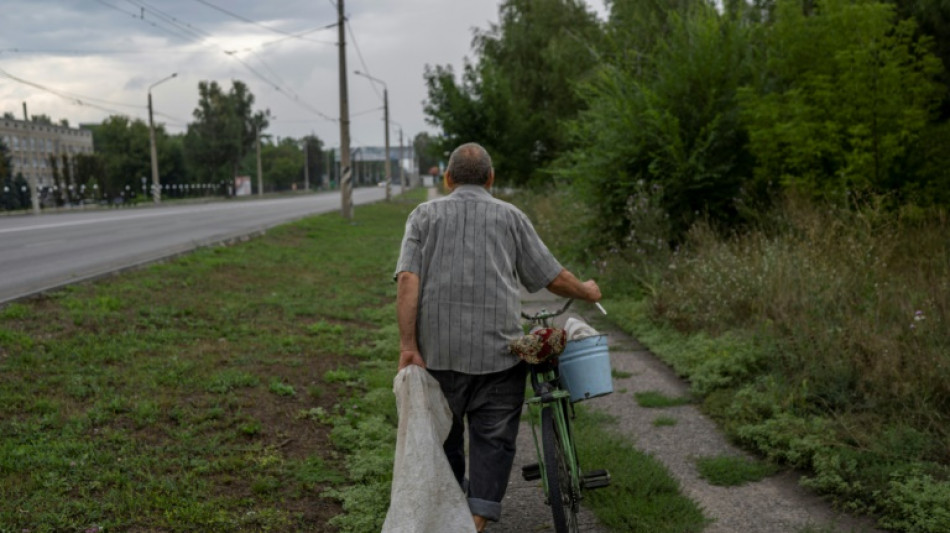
[{"xmin": 493, "ymin": 288, "xmax": 884, "ymax": 533}]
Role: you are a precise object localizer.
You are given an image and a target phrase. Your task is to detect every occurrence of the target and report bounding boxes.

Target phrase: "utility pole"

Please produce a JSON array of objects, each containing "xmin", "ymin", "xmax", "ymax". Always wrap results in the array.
[
  {"xmin": 399, "ymin": 128, "xmax": 405, "ymax": 194},
  {"xmin": 383, "ymin": 87, "xmax": 391, "ymax": 201},
  {"xmin": 303, "ymin": 138, "xmax": 310, "ymax": 191},
  {"xmin": 354, "ymin": 70, "xmax": 391, "ymax": 201},
  {"xmin": 255, "ymin": 124, "xmax": 263, "ymax": 197},
  {"xmin": 148, "ymin": 72, "xmax": 176, "ymax": 203},
  {"xmin": 338, "ymin": 0, "xmax": 352, "ymax": 219}
]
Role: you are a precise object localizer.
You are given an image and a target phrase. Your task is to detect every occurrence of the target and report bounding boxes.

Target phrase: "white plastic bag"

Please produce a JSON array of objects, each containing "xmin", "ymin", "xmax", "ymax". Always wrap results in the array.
[
  {"xmin": 381, "ymin": 365, "xmax": 476, "ymax": 533},
  {"xmin": 565, "ymin": 317, "xmax": 600, "ymax": 340}
]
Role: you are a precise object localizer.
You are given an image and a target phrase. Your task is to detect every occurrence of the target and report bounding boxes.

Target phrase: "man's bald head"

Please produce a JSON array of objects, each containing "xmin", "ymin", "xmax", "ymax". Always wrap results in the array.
[{"xmin": 446, "ymin": 143, "xmax": 493, "ymax": 186}]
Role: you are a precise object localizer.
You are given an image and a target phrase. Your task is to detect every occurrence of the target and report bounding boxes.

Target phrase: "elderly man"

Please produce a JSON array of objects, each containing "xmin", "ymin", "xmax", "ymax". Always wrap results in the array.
[{"xmin": 394, "ymin": 142, "xmax": 600, "ymax": 531}]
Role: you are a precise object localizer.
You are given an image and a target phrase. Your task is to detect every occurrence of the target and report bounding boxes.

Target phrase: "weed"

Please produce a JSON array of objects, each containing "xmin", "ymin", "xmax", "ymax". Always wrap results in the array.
[
  {"xmin": 635, "ymin": 390, "xmax": 692, "ymax": 408},
  {"xmin": 654, "ymin": 416, "xmax": 678, "ymax": 427},
  {"xmin": 269, "ymin": 379, "xmax": 296, "ymax": 397},
  {"xmin": 612, "ymin": 368, "xmax": 634, "ymax": 379},
  {"xmin": 695, "ymin": 454, "xmax": 777, "ymax": 486}
]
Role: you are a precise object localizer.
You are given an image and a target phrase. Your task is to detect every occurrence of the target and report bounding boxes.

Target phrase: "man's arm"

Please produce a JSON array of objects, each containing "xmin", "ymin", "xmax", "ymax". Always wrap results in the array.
[
  {"xmin": 546, "ymin": 268, "xmax": 602, "ymax": 302},
  {"xmin": 396, "ymin": 271, "xmax": 426, "ymax": 370}
]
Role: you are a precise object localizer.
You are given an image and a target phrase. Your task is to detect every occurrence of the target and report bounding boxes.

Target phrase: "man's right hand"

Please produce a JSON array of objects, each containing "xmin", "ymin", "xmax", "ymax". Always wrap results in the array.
[
  {"xmin": 581, "ymin": 279, "xmax": 602, "ymax": 303},
  {"xmin": 398, "ymin": 350, "xmax": 426, "ymax": 371}
]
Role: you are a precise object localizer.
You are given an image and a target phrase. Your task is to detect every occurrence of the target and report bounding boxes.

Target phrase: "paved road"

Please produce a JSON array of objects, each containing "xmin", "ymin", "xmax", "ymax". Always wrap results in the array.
[{"xmin": 0, "ymin": 188, "xmax": 387, "ymax": 304}]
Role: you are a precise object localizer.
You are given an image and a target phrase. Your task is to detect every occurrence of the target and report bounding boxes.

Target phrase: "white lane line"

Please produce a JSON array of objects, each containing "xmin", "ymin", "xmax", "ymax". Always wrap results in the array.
[
  {"xmin": 0, "ymin": 197, "xmax": 328, "ymax": 236},
  {"xmin": 23, "ymin": 239, "xmax": 67, "ymax": 249}
]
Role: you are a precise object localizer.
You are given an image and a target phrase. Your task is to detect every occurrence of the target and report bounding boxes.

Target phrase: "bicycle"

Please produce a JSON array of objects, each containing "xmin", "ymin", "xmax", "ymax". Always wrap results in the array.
[{"xmin": 519, "ymin": 299, "xmax": 611, "ymax": 533}]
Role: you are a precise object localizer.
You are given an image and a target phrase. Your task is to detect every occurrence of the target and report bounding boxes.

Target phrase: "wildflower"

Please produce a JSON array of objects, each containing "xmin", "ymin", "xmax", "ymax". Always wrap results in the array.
[{"xmin": 914, "ymin": 310, "xmax": 926, "ymax": 322}]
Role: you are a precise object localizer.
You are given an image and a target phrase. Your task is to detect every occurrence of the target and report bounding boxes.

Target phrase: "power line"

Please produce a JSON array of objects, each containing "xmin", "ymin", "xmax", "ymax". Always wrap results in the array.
[
  {"xmin": 192, "ymin": 0, "xmax": 335, "ymax": 44},
  {"xmin": 346, "ymin": 19, "xmax": 381, "ymax": 100},
  {"xmin": 105, "ymin": 0, "xmax": 339, "ymax": 123},
  {"xmin": 0, "ymin": 67, "xmax": 136, "ymax": 116}
]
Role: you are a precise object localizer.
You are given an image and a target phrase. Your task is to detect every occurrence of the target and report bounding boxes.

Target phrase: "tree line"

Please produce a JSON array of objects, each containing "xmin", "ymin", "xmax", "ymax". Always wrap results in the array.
[
  {"xmin": 423, "ymin": 0, "xmax": 950, "ymax": 243},
  {"xmin": 0, "ymin": 80, "xmax": 331, "ymax": 209}
]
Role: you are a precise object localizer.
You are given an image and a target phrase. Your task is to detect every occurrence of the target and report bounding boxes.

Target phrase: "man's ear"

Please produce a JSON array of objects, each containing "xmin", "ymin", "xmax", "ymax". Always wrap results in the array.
[
  {"xmin": 444, "ymin": 171, "xmax": 455, "ymax": 190},
  {"xmin": 485, "ymin": 170, "xmax": 495, "ymax": 190}
]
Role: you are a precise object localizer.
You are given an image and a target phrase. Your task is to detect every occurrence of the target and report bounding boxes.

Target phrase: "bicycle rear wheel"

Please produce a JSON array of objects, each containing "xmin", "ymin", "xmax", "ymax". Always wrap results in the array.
[{"xmin": 541, "ymin": 404, "xmax": 579, "ymax": 533}]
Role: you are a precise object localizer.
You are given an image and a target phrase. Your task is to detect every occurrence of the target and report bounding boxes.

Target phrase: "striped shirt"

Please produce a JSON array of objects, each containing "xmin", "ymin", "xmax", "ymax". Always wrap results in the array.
[{"xmin": 395, "ymin": 185, "xmax": 563, "ymax": 374}]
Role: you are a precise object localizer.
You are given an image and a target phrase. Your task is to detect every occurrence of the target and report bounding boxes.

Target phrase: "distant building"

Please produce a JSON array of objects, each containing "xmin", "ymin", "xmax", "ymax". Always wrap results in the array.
[{"xmin": 0, "ymin": 117, "xmax": 94, "ymax": 189}]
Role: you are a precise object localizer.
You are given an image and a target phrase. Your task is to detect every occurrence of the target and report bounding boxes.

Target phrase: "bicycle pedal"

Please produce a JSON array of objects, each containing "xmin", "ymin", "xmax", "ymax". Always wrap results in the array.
[
  {"xmin": 522, "ymin": 463, "xmax": 541, "ymax": 481},
  {"xmin": 581, "ymin": 469, "xmax": 611, "ymax": 489}
]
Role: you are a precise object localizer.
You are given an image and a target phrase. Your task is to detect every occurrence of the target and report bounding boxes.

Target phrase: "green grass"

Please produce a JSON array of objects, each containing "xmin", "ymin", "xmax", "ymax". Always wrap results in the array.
[
  {"xmin": 612, "ymin": 368, "xmax": 634, "ymax": 379},
  {"xmin": 695, "ymin": 454, "xmax": 778, "ymax": 486},
  {"xmin": 575, "ymin": 408, "xmax": 708, "ymax": 532},
  {"xmin": 653, "ymin": 416, "xmax": 678, "ymax": 427},
  {"xmin": 0, "ymin": 190, "xmax": 425, "ymax": 531},
  {"xmin": 634, "ymin": 390, "xmax": 692, "ymax": 408},
  {"xmin": 0, "ymin": 188, "xmax": 711, "ymax": 532}
]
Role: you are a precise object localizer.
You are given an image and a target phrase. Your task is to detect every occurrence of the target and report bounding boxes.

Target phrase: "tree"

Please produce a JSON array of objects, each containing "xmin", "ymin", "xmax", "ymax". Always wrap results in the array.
[
  {"xmin": 424, "ymin": 0, "xmax": 604, "ymax": 186},
  {"xmin": 301, "ymin": 135, "xmax": 325, "ymax": 189},
  {"xmin": 88, "ymin": 116, "xmax": 153, "ymax": 201},
  {"xmin": 559, "ymin": 2, "xmax": 755, "ymax": 243},
  {"xmin": 738, "ymin": 0, "xmax": 944, "ymax": 202},
  {"xmin": 185, "ymin": 80, "xmax": 270, "ymax": 195},
  {"xmin": 412, "ymin": 132, "xmax": 442, "ymax": 177}
]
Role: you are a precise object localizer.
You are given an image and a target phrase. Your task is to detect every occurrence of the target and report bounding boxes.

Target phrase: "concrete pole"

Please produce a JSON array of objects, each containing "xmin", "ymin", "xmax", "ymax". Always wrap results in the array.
[
  {"xmin": 383, "ymin": 87, "xmax": 391, "ymax": 201},
  {"xmin": 338, "ymin": 0, "xmax": 353, "ymax": 219},
  {"xmin": 147, "ymin": 92, "xmax": 161, "ymax": 203},
  {"xmin": 147, "ymin": 73, "xmax": 176, "ymax": 203},
  {"xmin": 399, "ymin": 128, "xmax": 405, "ymax": 194},
  {"xmin": 303, "ymin": 139, "xmax": 310, "ymax": 191},
  {"xmin": 255, "ymin": 125, "xmax": 263, "ymax": 197}
]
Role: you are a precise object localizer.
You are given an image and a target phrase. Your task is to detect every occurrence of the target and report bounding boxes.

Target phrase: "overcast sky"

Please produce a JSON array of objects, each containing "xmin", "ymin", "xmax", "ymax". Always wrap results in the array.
[{"xmin": 0, "ymin": 0, "xmax": 607, "ymax": 149}]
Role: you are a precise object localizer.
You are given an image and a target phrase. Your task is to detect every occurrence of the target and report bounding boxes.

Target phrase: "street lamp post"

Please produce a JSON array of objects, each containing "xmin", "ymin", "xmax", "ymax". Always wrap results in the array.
[
  {"xmin": 353, "ymin": 70, "xmax": 391, "ymax": 201},
  {"xmin": 148, "ymin": 72, "xmax": 177, "ymax": 204}
]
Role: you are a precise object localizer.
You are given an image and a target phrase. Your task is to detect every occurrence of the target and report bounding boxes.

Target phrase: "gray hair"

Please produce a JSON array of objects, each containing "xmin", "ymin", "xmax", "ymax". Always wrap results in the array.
[{"xmin": 446, "ymin": 142, "xmax": 493, "ymax": 186}]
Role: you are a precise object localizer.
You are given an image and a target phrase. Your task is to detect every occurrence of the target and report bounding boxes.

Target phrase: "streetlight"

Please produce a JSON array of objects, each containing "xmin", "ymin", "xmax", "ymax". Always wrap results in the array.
[
  {"xmin": 148, "ymin": 72, "xmax": 177, "ymax": 204},
  {"xmin": 391, "ymin": 120, "xmax": 406, "ymax": 194},
  {"xmin": 353, "ymin": 70, "xmax": 391, "ymax": 201}
]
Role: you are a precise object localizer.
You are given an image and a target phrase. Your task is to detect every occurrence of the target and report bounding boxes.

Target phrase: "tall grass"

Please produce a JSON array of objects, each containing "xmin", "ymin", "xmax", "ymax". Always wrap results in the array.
[{"xmin": 513, "ymin": 189, "xmax": 950, "ymax": 532}]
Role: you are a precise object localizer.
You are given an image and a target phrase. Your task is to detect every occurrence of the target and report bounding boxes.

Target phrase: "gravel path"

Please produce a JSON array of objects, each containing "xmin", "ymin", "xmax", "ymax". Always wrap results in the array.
[{"xmin": 492, "ymin": 288, "xmax": 884, "ymax": 533}]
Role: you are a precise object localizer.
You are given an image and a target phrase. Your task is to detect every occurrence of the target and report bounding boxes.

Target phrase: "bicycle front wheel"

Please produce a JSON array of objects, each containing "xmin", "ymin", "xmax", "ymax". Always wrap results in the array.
[{"xmin": 541, "ymin": 403, "xmax": 579, "ymax": 533}]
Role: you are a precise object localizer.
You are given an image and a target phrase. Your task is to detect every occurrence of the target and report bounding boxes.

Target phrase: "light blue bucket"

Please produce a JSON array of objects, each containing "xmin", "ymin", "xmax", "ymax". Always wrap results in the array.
[{"xmin": 558, "ymin": 334, "xmax": 612, "ymax": 402}]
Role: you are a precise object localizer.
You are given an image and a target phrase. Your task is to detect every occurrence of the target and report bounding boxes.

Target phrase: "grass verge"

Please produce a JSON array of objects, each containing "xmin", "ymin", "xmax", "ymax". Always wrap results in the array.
[
  {"xmin": 0, "ymin": 191, "xmax": 423, "ymax": 531},
  {"xmin": 0, "ymin": 188, "xmax": 707, "ymax": 532}
]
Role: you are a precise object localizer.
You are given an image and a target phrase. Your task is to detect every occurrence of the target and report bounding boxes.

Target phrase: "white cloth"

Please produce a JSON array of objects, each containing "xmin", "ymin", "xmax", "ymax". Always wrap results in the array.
[
  {"xmin": 564, "ymin": 317, "xmax": 600, "ymax": 341},
  {"xmin": 381, "ymin": 365, "xmax": 476, "ymax": 533}
]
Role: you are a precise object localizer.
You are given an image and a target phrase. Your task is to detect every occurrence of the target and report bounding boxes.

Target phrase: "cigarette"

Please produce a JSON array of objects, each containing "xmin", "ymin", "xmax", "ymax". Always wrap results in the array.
[{"xmin": 595, "ymin": 302, "xmax": 607, "ymax": 315}]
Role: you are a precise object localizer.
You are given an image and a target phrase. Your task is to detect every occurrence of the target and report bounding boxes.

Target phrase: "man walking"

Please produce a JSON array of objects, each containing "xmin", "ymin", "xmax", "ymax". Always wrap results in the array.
[{"xmin": 394, "ymin": 142, "xmax": 601, "ymax": 531}]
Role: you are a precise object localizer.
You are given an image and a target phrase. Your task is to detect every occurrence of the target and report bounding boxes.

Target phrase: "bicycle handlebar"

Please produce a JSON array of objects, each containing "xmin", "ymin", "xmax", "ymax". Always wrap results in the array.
[{"xmin": 521, "ymin": 299, "xmax": 573, "ymax": 321}]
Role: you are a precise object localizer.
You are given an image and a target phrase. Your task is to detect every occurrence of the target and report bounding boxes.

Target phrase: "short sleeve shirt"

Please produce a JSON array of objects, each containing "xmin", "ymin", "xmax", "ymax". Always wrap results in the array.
[{"xmin": 394, "ymin": 185, "xmax": 563, "ymax": 374}]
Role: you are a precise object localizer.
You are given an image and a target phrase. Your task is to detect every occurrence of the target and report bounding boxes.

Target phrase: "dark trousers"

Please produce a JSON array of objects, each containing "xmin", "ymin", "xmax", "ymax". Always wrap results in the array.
[{"xmin": 427, "ymin": 362, "xmax": 527, "ymax": 522}]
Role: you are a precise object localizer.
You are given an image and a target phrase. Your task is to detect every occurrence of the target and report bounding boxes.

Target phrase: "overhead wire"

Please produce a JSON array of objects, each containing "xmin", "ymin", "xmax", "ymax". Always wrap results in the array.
[
  {"xmin": 191, "ymin": 0, "xmax": 335, "ymax": 43},
  {"xmin": 110, "ymin": 0, "xmax": 338, "ymax": 123},
  {"xmin": 346, "ymin": 19, "xmax": 381, "ymax": 100},
  {"xmin": 0, "ymin": 67, "xmax": 137, "ymax": 116}
]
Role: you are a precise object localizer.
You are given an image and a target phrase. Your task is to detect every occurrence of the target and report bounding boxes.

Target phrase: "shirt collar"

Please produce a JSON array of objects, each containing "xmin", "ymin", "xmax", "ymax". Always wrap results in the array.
[{"xmin": 450, "ymin": 184, "xmax": 493, "ymax": 199}]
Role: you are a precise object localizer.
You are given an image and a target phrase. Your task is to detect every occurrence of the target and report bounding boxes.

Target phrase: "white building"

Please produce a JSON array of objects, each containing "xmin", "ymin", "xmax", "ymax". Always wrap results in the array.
[{"xmin": 0, "ymin": 117, "xmax": 94, "ymax": 189}]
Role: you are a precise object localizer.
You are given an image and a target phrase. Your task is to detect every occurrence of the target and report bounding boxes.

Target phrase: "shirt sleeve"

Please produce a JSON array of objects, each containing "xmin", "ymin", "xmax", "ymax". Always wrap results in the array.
[
  {"xmin": 513, "ymin": 210, "xmax": 563, "ymax": 293},
  {"xmin": 393, "ymin": 206, "xmax": 425, "ymax": 281}
]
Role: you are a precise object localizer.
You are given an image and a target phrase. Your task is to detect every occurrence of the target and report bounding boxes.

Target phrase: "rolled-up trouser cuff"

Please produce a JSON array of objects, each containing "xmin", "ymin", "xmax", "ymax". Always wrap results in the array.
[{"xmin": 468, "ymin": 497, "xmax": 502, "ymax": 522}]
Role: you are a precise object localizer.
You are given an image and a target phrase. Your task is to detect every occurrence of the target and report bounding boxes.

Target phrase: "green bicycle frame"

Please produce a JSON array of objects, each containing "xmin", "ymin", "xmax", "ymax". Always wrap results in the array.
[{"xmin": 526, "ymin": 365, "xmax": 581, "ymax": 510}]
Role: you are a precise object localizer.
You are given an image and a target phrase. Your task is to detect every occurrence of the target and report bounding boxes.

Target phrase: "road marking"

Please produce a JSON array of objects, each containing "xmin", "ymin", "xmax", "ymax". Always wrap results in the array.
[
  {"xmin": 0, "ymin": 196, "xmax": 338, "ymax": 236},
  {"xmin": 23, "ymin": 239, "xmax": 66, "ymax": 249}
]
